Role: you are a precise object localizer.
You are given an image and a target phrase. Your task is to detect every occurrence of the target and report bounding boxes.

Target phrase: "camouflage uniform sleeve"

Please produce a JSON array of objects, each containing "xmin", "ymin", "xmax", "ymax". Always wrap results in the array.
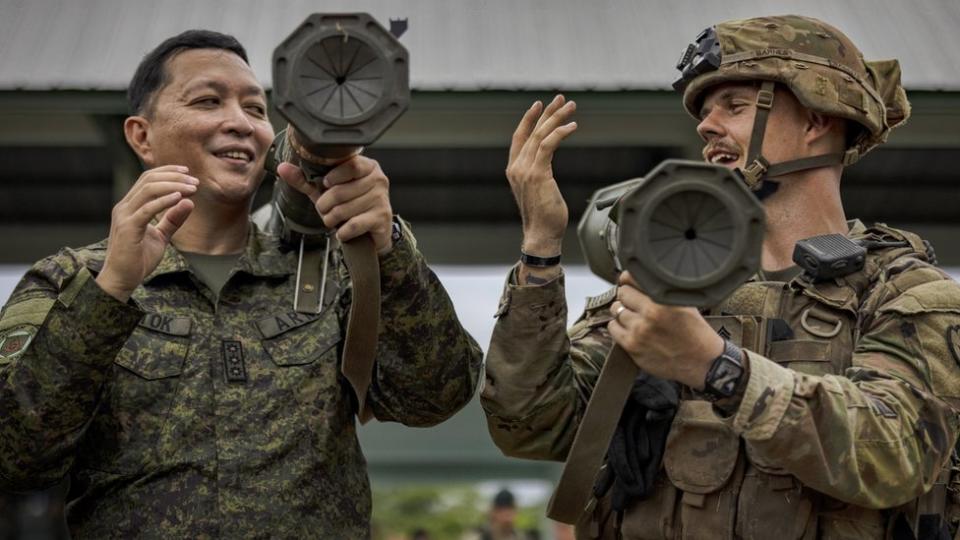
[
  {"xmin": 480, "ymin": 265, "xmax": 613, "ymax": 461},
  {"xmin": 364, "ymin": 219, "xmax": 483, "ymax": 426},
  {"xmin": 0, "ymin": 251, "xmax": 142, "ymax": 492},
  {"xmin": 728, "ymin": 262, "xmax": 960, "ymax": 509}
]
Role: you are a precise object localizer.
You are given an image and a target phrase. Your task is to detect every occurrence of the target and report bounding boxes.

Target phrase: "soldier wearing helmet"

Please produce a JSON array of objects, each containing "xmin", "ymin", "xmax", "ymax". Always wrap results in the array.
[{"xmin": 482, "ymin": 14, "xmax": 960, "ymax": 539}]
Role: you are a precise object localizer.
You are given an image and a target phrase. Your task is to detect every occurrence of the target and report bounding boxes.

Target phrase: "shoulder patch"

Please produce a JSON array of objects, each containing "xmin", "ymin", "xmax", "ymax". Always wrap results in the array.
[
  {"xmin": 948, "ymin": 326, "xmax": 960, "ymax": 370},
  {"xmin": 0, "ymin": 325, "xmax": 37, "ymax": 361}
]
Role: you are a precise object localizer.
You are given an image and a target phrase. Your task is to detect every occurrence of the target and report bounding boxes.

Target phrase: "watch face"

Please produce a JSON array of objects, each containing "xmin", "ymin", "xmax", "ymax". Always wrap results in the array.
[
  {"xmin": 707, "ymin": 356, "xmax": 744, "ymax": 397},
  {"xmin": 391, "ymin": 220, "xmax": 403, "ymax": 242}
]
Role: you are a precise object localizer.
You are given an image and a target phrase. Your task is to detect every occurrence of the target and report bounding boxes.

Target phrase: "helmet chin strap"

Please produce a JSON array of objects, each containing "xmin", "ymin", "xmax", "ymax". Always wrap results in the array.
[{"xmin": 736, "ymin": 81, "xmax": 846, "ymax": 200}]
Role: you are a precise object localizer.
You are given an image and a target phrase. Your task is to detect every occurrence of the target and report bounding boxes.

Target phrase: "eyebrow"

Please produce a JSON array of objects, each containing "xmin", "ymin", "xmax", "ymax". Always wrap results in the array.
[{"xmin": 181, "ymin": 79, "xmax": 265, "ymax": 99}]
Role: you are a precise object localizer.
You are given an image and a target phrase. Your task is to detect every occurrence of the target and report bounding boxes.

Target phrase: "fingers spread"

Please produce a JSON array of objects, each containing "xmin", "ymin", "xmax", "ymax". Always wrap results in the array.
[
  {"xmin": 517, "ymin": 99, "xmax": 576, "ymax": 167},
  {"xmin": 533, "ymin": 100, "xmax": 577, "ymax": 141},
  {"xmin": 533, "ymin": 94, "xmax": 566, "ymax": 132},
  {"xmin": 533, "ymin": 121, "xmax": 578, "ymax": 169},
  {"xmin": 508, "ymin": 101, "xmax": 544, "ymax": 165}
]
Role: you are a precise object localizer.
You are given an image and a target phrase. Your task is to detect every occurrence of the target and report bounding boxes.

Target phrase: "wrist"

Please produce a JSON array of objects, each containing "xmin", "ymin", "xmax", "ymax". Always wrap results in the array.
[
  {"xmin": 94, "ymin": 271, "xmax": 133, "ymax": 303},
  {"xmin": 518, "ymin": 264, "xmax": 562, "ymax": 287},
  {"xmin": 520, "ymin": 235, "xmax": 563, "ymax": 257}
]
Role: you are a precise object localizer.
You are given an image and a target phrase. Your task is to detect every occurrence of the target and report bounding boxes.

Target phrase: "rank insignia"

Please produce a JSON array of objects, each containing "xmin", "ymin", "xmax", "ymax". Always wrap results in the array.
[{"xmin": 0, "ymin": 326, "xmax": 36, "ymax": 360}]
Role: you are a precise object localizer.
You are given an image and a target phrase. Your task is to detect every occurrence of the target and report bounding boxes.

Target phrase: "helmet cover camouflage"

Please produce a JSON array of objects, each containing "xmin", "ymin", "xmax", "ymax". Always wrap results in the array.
[{"xmin": 675, "ymin": 15, "xmax": 911, "ymax": 163}]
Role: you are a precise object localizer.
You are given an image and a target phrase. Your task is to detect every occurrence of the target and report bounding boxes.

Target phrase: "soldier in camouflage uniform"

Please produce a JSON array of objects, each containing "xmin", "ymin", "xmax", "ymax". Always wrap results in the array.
[
  {"xmin": 482, "ymin": 15, "xmax": 960, "ymax": 539},
  {"xmin": 0, "ymin": 30, "xmax": 482, "ymax": 538}
]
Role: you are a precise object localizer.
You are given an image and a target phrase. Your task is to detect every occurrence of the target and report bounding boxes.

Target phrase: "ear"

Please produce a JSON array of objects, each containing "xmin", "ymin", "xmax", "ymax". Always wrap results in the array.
[
  {"xmin": 804, "ymin": 110, "xmax": 834, "ymax": 146},
  {"xmin": 123, "ymin": 115, "xmax": 154, "ymax": 165}
]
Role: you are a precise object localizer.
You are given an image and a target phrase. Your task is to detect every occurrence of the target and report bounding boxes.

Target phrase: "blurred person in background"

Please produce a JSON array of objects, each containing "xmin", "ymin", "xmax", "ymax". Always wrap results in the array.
[
  {"xmin": 464, "ymin": 488, "xmax": 521, "ymax": 540},
  {"xmin": 0, "ymin": 29, "xmax": 481, "ymax": 538}
]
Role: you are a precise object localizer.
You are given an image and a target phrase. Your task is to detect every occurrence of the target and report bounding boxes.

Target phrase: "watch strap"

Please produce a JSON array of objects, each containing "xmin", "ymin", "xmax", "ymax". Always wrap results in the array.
[
  {"xmin": 702, "ymin": 338, "xmax": 745, "ymax": 400},
  {"xmin": 520, "ymin": 251, "xmax": 561, "ymax": 267}
]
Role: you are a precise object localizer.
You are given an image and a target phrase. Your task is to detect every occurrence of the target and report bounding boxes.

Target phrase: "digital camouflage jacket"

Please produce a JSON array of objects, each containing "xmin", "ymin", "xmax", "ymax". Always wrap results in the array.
[
  {"xmin": 0, "ymin": 221, "xmax": 482, "ymax": 539},
  {"xmin": 482, "ymin": 222, "xmax": 960, "ymax": 539}
]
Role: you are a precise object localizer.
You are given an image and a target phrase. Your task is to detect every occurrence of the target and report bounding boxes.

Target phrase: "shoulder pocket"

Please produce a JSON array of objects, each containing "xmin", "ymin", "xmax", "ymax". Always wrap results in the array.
[{"xmin": 878, "ymin": 279, "xmax": 960, "ymax": 316}]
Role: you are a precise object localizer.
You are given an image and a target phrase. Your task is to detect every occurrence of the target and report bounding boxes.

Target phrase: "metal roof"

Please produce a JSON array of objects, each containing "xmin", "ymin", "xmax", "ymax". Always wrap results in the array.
[{"xmin": 1, "ymin": 0, "xmax": 958, "ymax": 92}]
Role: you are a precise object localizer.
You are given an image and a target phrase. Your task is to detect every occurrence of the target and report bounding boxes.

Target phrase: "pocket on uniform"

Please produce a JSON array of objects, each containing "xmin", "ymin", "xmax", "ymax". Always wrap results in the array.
[
  {"xmin": 736, "ymin": 470, "xmax": 816, "ymax": 540},
  {"xmin": 768, "ymin": 339, "xmax": 835, "ymax": 376},
  {"xmin": 663, "ymin": 399, "xmax": 741, "ymax": 540},
  {"xmin": 80, "ymin": 324, "xmax": 189, "ymax": 475},
  {"xmin": 258, "ymin": 311, "xmax": 341, "ymax": 367}
]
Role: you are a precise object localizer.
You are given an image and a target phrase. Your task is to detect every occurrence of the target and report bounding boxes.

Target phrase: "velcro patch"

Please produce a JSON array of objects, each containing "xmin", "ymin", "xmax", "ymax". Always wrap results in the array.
[
  {"xmin": 0, "ymin": 325, "xmax": 37, "ymax": 361},
  {"xmin": 255, "ymin": 311, "xmax": 320, "ymax": 339},
  {"xmin": 585, "ymin": 287, "xmax": 617, "ymax": 311},
  {"xmin": 139, "ymin": 313, "xmax": 192, "ymax": 336}
]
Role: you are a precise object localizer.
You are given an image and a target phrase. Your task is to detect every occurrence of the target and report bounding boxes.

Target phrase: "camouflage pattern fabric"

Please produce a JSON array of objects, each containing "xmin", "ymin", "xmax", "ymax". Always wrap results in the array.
[
  {"xmin": 0, "ymin": 220, "xmax": 482, "ymax": 539},
  {"xmin": 680, "ymin": 15, "xmax": 910, "ymax": 164},
  {"xmin": 481, "ymin": 222, "xmax": 960, "ymax": 538}
]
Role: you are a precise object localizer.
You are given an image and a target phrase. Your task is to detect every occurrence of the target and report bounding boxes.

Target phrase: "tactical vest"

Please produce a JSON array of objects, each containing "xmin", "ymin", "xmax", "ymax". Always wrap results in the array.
[{"xmin": 578, "ymin": 225, "xmax": 954, "ymax": 540}]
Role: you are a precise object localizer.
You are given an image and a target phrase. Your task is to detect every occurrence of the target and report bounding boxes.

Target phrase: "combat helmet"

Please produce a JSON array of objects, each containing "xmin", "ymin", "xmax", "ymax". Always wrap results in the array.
[{"xmin": 673, "ymin": 15, "xmax": 910, "ymax": 193}]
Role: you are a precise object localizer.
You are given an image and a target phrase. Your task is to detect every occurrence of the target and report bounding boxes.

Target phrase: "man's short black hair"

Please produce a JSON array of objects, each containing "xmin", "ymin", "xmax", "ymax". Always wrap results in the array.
[{"xmin": 127, "ymin": 29, "xmax": 249, "ymax": 116}]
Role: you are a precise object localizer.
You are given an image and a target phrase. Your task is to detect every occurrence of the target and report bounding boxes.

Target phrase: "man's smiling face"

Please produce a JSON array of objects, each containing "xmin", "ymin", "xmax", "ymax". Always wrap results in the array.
[
  {"xmin": 138, "ymin": 48, "xmax": 274, "ymax": 203},
  {"xmin": 696, "ymin": 82, "xmax": 811, "ymax": 174}
]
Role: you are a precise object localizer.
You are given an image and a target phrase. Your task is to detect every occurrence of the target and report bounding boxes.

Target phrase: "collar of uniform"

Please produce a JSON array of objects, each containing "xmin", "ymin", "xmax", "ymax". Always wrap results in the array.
[
  {"xmin": 746, "ymin": 219, "xmax": 869, "ymax": 286},
  {"xmin": 846, "ymin": 219, "xmax": 867, "ymax": 237},
  {"xmin": 235, "ymin": 221, "xmax": 296, "ymax": 278},
  {"xmin": 143, "ymin": 221, "xmax": 295, "ymax": 283},
  {"xmin": 143, "ymin": 244, "xmax": 192, "ymax": 283}
]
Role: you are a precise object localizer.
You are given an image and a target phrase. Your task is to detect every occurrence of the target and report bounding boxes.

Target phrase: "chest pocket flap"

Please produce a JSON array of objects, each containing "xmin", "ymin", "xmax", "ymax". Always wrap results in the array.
[
  {"xmin": 663, "ymin": 400, "xmax": 740, "ymax": 493},
  {"xmin": 114, "ymin": 315, "xmax": 191, "ymax": 380},
  {"xmin": 257, "ymin": 310, "xmax": 341, "ymax": 367}
]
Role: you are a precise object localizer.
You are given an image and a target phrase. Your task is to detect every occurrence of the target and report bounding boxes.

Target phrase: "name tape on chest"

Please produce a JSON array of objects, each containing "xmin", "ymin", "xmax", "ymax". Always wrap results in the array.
[
  {"xmin": 139, "ymin": 314, "xmax": 192, "ymax": 336},
  {"xmin": 256, "ymin": 311, "xmax": 321, "ymax": 339}
]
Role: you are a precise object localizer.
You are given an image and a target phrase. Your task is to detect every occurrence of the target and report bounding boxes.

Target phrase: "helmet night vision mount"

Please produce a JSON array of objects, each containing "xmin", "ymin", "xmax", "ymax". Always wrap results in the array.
[{"xmin": 578, "ymin": 160, "xmax": 765, "ymax": 308}]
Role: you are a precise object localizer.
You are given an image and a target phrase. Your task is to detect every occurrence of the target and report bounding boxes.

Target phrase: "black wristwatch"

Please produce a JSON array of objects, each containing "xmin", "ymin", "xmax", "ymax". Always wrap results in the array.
[
  {"xmin": 701, "ymin": 339, "xmax": 745, "ymax": 400},
  {"xmin": 390, "ymin": 216, "xmax": 404, "ymax": 245}
]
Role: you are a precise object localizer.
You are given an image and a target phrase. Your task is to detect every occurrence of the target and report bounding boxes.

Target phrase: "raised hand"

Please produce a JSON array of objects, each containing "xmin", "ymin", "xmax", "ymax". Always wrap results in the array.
[
  {"xmin": 507, "ymin": 95, "xmax": 578, "ymax": 255},
  {"xmin": 505, "ymin": 95, "xmax": 577, "ymax": 283},
  {"xmin": 96, "ymin": 165, "xmax": 197, "ymax": 302}
]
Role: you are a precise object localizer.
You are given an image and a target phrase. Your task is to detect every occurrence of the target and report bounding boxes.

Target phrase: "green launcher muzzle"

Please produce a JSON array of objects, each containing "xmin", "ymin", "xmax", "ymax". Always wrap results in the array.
[
  {"xmin": 261, "ymin": 12, "xmax": 410, "ymax": 239},
  {"xmin": 577, "ymin": 160, "xmax": 765, "ymax": 308}
]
